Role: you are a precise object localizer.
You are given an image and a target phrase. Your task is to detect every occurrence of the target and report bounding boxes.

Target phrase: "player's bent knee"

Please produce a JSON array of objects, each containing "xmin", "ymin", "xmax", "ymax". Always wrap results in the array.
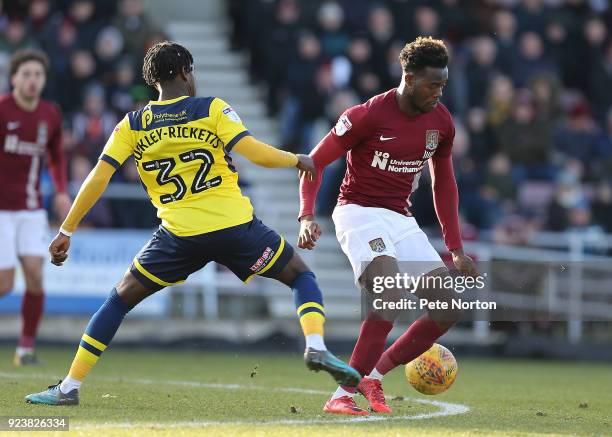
[
  {"xmin": 116, "ymin": 271, "xmax": 159, "ymax": 309},
  {"xmin": 274, "ymin": 253, "xmax": 311, "ymax": 286}
]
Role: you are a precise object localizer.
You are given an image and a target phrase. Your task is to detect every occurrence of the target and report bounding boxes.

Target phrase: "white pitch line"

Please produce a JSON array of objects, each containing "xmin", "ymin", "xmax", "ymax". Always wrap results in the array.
[{"xmin": 0, "ymin": 371, "xmax": 470, "ymax": 428}]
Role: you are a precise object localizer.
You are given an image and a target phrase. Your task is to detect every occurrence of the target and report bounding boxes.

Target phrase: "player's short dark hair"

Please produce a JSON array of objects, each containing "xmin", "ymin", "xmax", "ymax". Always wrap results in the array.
[
  {"xmin": 9, "ymin": 48, "xmax": 50, "ymax": 76},
  {"xmin": 142, "ymin": 41, "xmax": 194, "ymax": 86},
  {"xmin": 399, "ymin": 36, "xmax": 449, "ymax": 73}
]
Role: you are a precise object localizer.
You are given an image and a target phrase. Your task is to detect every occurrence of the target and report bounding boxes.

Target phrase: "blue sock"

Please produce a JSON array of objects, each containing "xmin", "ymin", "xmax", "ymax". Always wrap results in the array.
[
  {"xmin": 291, "ymin": 272, "xmax": 326, "ymax": 342},
  {"xmin": 67, "ymin": 289, "xmax": 132, "ymax": 383},
  {"xmin": 80, "ymin": 289, "xmax": 131, "ymax": 354}
]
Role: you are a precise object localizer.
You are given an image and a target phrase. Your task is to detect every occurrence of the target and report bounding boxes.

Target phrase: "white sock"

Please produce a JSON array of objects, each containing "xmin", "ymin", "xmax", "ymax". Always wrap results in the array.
[
  {"xmin": 59, "ymin": 376, "xmax": 81, "ymax": 394},
  {"xmin": 305, "ymin": 334, "xmax": 327, "ymax": 351},
  {"xmin": 367, "ymin": 368, "xmax": 384, "ymax": 380},
  {"xmin": 16, "ymin": 347, "xmax": 34, "ymax": 357},
  {"xmin": 331, "ymin": 386, "xmax": 356, "ymax": 400}
]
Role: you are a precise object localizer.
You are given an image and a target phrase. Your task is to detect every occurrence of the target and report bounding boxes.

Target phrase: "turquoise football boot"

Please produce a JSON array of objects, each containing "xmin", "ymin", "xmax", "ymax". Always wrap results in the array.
[
  {"xmin": 304, "ymin": 348, "xmax": 361, "ymax": 387},
  {"xmin": 25, "ymin": 381, "xmax": 79, "ymax": 406}
]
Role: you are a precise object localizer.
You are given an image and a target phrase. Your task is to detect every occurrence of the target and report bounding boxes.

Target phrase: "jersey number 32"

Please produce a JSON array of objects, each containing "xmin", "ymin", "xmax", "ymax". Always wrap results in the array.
[{"xmin": 142, "ymin": 149, "xmax": 222, "ymax": 204}]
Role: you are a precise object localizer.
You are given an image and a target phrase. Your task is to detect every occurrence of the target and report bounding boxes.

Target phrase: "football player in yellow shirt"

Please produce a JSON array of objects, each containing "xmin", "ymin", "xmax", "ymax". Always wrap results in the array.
[{"xmin": 25, "ymin": 41, "xmax": 360, "ymax": 406}]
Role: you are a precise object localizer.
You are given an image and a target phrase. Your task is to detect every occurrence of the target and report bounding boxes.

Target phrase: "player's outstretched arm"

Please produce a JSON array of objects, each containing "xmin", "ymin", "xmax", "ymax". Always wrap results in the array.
[
  {"xmin": 49, "ymin": 160, "xmax": 116, "ymax": 266},
  {"xmin": 232, "ymin": 136, "xmax": 315, "ymax": 179},
  {"xmin": 297, "ymin": 132, "xmax": 347, "ymax": 250}
]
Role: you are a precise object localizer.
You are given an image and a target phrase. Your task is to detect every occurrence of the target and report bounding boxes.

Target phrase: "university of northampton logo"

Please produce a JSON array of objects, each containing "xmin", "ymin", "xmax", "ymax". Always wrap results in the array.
[
  {"xmin": 425, "ymin": 130, "xmax": 440, "ymax": 150},
  {"xmin": 369, "ymin": 238, "xmax": 386, "ymax": 253}
]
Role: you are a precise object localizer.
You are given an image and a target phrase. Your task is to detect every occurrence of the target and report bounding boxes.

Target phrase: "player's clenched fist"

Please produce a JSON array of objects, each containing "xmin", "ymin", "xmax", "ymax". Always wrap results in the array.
[
  {"xmin": 298, "ymin": 215, "xmax": 322, "ymax": 250},
  {"xmin": 49, "ymin": 233, "xmax": 71, "ymax": 266}
]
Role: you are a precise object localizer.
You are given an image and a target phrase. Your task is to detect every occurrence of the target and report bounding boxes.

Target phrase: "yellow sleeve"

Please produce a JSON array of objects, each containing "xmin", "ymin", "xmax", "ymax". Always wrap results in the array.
[
  {"xmin": 60, "ymin": 160, "xmax": 116, "ymax": 233},
  {"xmin": 99, "ymin": 115, "xmax": 136, "ymax": 169},
  {"xmin": 210, "ymin": 97, "xmax": 251, "ymax": 151},
  {"xmin": 232, "ymin": 135, "xmax": 298, "ymax": 167}
]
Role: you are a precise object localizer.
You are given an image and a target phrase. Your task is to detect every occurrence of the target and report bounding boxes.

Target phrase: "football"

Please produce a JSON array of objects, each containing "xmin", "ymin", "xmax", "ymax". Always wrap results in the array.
[{"xmin": 405, "ymin": 343, "xmax": 458, "ymax": 395}]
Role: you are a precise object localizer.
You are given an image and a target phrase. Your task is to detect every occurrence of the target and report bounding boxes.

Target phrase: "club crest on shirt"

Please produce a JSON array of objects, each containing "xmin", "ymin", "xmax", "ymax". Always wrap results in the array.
[
  {"xmin": 425, "ymin": 130, "xmax": 439, "ymax": 150},
  {"xmin": 334, "ymin": 114, "xmax": 352, "ymax": 136},
  {"xmin": 222, "ymin": 106, "xmax": 241, "ymax": 123},
  {"xmin": 369, "ymin": 237, "xmax": 386, "ymax": 253}
]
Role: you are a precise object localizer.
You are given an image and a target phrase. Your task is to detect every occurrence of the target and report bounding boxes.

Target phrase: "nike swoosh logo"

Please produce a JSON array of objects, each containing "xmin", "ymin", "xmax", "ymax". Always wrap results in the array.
[
  {"xmin": 379, "ymin": 135, "xmax": 396, "ymax": 141},
  {"xmin": 7, "ymin": 121, "xmax": 20, "ymax": 130}
]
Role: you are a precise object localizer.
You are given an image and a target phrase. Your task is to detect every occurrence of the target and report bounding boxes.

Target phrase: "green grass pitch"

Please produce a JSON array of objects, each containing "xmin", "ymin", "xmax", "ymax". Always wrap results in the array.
[{"xmin": 0, "ymin": 346, "xmax": 610, "ymax": 436}]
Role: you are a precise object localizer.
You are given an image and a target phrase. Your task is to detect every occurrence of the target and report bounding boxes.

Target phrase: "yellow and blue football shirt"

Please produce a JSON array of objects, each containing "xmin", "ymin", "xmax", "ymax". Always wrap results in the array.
[{"xmin": 100, "ymin": 95, "xmax": 254, "ymax": 236}]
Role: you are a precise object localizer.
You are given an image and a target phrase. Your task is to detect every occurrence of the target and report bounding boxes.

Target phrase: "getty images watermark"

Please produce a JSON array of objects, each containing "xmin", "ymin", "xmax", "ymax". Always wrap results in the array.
[
  {"xmin": 370, "ymin": 271, "xmax": 496, "ymax": 312},
  {"xmin": 358, "ymin": 260, "xmax": 612, "ymax": 323}
]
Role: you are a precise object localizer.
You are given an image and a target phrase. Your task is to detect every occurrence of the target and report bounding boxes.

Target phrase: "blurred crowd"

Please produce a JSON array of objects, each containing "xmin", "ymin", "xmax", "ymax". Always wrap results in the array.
[
  {"xmin": 229, "ymin": 0, "xmax": 612, "ymax": 244},
  {"xmin": 0, "ymin": 0, "xmax": 164, "ymax": 228}
]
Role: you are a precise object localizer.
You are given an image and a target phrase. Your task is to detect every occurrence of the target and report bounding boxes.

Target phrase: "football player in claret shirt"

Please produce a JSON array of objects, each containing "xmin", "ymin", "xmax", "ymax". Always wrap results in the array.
[
  {"xmin": 25, "ymin": 41, "xmax": 360, "ymax": 406},
  {"xmin": 0, "ymin": 49, "xmax": 71, "ymax": 366},
  {"xmin": 298, "ymin": 37, "xmax": 478, "ymax": 415}
]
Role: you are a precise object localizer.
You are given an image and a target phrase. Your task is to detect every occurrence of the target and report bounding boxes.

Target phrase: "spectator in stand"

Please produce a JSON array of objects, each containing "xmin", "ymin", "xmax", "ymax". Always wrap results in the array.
[
  {"xmin": 344, "ymin": 35, "xmax": 371, "ymax": 88},
  {"xmin": 583, "ymin": 17, "xmax": 608, "ymax": 117},
  {"xmin": 452, "ymin": 122, "xmax": 487, "ymax": 227},
  {"xmin": 94, "ymin": 26, "xmax": 124, "ymax": 87},
  {"xmin": 480, "ymin": 153, "xmax": 518, "ymax": 225},
  {"xmin": 553, "ymin": 101, "xmax": 600, "ymax": 169},
  {"xmin": 108, "ymin": 57, "xmax": 137, "ymax": 114},
  {"xmin": 514, "ymin": 0, "xmax": 549, "ymax": 37},
  {"xmin": 595, "ymin": 108, "xmax": 612, "ymax": 171},
  {"xmin": 592, "ymin": 181, "xmax": 612, "ymax": 233},
  {"xmin": 71, "ymin": 83, "xmax": 117, "ymax": 162},
  {"xmin": 466, "ymin": 106, "xmax": 498, "ymax": 164},
  {"xmin": 438, "ymin": 0, "xmax": 472, "ymax": 44},
  {"xmin": 546, "ymin": 160, "xmax": 588, "ymax": 231},
  {"xmin": 280, "ymin": 31, "xmax": 323, "ymax": 151},
  {"xmin": 412, "ymin": 5, "xmax": 442, "ymax": 40},
  {"xmin": 0, "ymin": 2, "xmax": 8, "ymax": 34},
  {"xmin": 529, "ymin": 73, "xmax": 563, "ymax": 126},
  {"xmin": 338, "ymin": 0, "xmax": 369, "ymax": 33},
  {"xmin": 493, "ymin": 10, "xmax": 518, "ymax": 74},
  {"xmin": 263, "ymin": 0, "xmax": 302, "ymax": 114},
  {"xmin": 588, "ymin": 40, "xmax": 612, "ymax": 121},
  {"xmin": 366, "ymin": 5, "xmax": 394, "ymax": 81},
  {"xmin": 465, "ymin": 35, "xmax": 498, "ymax": 108},
  {"xmin": 25, "ymin": 0, "xmax": 53, "ymax": 39},
  {"xmin": 67, "ymin": 0, "xmax": 101, "ymax": 49},
  {"xmin": 317, "ymin": 2, "xmax": 348, "ymax": 58},
  {"xmin": 59, "ymin": 49, "xmax": 97, "ymax": 113},
  {"xmin": 496, "ymin": 90, "xmax": 553, "ymax": 180},
  {"xmin": 512, "ymin": 31, "xmax": 558, "ymax": 87},
  {"xmin": 486, "ymin": 74, "xmax": 515, "ymax": 127},
  {"xmin": 113, "ymin": 0, "xmax": 155, "ymax": 57},
  {"xmin": 0, "ymin": 20, "xmax": 39, "ymax": 52}
]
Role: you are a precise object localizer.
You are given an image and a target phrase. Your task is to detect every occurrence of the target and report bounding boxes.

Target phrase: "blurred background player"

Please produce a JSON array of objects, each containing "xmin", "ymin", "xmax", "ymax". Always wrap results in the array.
[
  {"xmin": 25, "ymin": 41, "xmax": 359, "ymax": 406},
  {"xmin": 298, "ymin": 37, "xmax": 477, "ymax": 415},
  {"xmin": 0, "ymin": 49, "xmax": 71, "ymax": 367}
]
